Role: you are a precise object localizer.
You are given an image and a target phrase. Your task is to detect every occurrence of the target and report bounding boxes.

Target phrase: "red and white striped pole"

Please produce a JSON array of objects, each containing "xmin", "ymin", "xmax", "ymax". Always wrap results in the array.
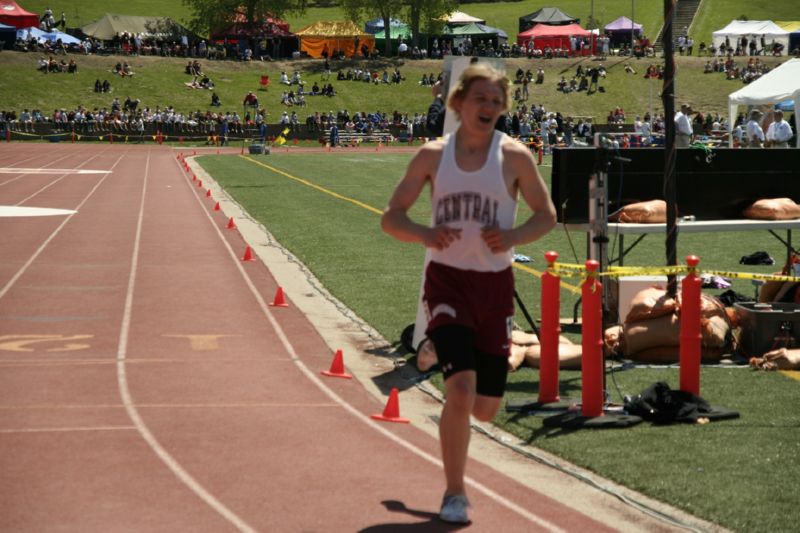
[
  {"xmin": 538, "ymin": 251, "xmax": 561, "ymax": 403},
  {"xmin": 680, "ymin": 255, "xmax": 702, "ymax": 396},
  {"xmin": 581, "ymin": 260, "xmax": 604, "ymax": 417}
]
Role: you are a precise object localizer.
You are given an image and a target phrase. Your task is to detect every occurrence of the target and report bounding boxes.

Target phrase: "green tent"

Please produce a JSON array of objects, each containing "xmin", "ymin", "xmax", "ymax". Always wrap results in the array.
[{"xmin": 373, "ymin": 24, "xmax": 412, "ymax": 40}]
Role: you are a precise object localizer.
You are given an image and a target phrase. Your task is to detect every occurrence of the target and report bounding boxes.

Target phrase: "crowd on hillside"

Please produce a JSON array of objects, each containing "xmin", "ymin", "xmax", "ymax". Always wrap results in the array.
[{"xmin": 703, "ymin": 56, "xmax": 772, "ymax": 84}]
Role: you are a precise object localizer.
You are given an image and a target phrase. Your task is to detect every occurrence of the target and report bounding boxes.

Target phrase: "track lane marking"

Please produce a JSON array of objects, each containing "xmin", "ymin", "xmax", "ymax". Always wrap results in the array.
[
  {"xmin": 115, "ymin": 149, "xmax": 258, "ymax": 533},
  {"xmin": 0, "ymin": 153, "xmax": 122, "ymax": 302}
]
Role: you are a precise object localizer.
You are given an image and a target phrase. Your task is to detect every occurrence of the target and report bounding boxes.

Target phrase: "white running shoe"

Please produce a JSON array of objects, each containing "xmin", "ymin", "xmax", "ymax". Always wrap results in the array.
[{"xmin": 440, "ymin": 494, "xmax": 470, "ymax": 524}]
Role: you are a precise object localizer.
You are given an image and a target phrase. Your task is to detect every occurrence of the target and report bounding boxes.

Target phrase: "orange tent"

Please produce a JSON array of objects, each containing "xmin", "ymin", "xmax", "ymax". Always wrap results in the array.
[{"xmin": 295, "ymin": 21, "xmax": 374, "ymax": 58}]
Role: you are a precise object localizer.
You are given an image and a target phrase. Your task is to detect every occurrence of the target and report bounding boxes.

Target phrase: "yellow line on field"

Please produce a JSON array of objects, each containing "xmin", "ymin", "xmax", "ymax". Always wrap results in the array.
[
  {"xmin": 242, "ymin": 155, "xmax": 383, "ymax": 215},
  {"xmin": 781, "ymin": 370, "xmax": 800, "ymax": 381},
  {"xmin": 240, "ymin": 155, "xmax": 581, "ymax": 294}
]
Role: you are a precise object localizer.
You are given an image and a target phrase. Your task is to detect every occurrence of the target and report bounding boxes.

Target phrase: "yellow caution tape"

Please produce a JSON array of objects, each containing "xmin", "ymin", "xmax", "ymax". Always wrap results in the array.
[{"xmin": 550, "ymin": 262, "xmax": 800, "ymax": 283}]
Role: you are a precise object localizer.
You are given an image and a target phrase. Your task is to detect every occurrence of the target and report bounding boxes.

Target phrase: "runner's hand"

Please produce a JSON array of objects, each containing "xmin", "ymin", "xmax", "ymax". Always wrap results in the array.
[
  {"xmin": 425, "ymin": 226, "xmax": 461, "ymax": 250},
  {"xmin": 481, "ymin": 226, "xmax": 513, "ymax": 253}
]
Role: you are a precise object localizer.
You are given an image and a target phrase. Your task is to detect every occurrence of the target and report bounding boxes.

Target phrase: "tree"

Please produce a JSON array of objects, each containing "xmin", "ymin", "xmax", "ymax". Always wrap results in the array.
[
  {"xmin": 340, "ymin": 0, "xmax": 404, "ymax": 58},
  {"xmin": 182, "ymin": 0, "xmax": 306, "ymax": 37},
  {"xmin": 405, "ymin": 0, "xmax": 455, "ymax": 50}
]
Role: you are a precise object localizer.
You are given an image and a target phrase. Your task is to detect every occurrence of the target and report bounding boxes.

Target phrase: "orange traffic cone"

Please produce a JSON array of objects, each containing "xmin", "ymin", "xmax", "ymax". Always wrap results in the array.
[
  {"xmin": 241, "ymin": 246, "xmax": 255, "ymax": 261},
  {"xmin": 371, "ymin": 388, "xmax": 410, "ymax": 423},
  {"xmin": 322, "ymin": 349, "xmax": 352, "ymax": 379},
  {"xmin": 198, "ymin": 180, "xmax": 203, "ymax": 188},
  {"xmin": 206, "ymin": 189, "xmax": 212, "ymax": 198},
  {"xmin": 214, "ymin": 202, "xmax": 221, "ymax": 211},
  {"xmin": 226, "ymin": 217, "xmax": 236, "ymax": 230},
  {"xmin": 192, "ymin": 174, "xmax": 197, "ymax": 181},
  {"xmin": 269, "ymin": 287, "xmax": 289, "ymax": 307}
]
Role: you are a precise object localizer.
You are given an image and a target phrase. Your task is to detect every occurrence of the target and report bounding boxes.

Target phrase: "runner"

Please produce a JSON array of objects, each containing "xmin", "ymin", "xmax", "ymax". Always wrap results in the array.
[{"xmin": 380, "ymin": 63, "xmax": 556, "ymax": 524}]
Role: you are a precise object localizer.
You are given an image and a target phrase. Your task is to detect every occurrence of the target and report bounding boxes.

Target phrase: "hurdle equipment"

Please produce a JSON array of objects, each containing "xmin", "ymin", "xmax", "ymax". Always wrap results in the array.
[
  {"xmin": 321, "ymin": 349, "xmax": 353, "ymax": 379},
  {"xmin": 541, "ymin": 260, "xmax": 642, "ymax": 429},
  {"xmin": 506, "ymin": 251, "xmax": 574, "ymax": 413},
  {"xmin": 581, "ymin": 260, "xmax": 604, "ymax": 417},
  {"xmin": 680, "ymin": 256, "xmax": 702, "ymax": 396}
]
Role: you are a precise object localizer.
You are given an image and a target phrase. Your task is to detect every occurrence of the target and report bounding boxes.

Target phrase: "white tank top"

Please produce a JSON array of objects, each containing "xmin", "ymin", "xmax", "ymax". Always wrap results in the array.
[{"xmin": 428, "ymin": 130, "xmax": 518, "ymax": 272}]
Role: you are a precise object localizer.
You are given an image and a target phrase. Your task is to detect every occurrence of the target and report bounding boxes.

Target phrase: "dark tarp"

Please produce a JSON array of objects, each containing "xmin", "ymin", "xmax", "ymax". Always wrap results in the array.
[{"xmin": 519, "ymin": 7, "xmax": 578, "ymax": 33}]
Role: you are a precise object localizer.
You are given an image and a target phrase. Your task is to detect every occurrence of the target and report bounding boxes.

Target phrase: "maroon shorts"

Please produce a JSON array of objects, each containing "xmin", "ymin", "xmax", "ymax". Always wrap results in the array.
[{"xmin": 423, "ymin": 261, "xmax": 514, "ymax": 357}]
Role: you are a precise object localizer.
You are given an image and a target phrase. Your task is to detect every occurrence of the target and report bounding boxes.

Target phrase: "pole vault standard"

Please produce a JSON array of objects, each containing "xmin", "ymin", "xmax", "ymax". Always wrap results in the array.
[{"xmin": 662, "ymin": 0, "xmax": 679, "ymax": 297}]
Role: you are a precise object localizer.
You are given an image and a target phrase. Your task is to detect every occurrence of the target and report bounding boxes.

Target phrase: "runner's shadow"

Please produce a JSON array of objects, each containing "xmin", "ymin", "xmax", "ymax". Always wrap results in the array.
[{"xmin": 358, "ymin": 500, "xmax": 469, "ymax": 532}]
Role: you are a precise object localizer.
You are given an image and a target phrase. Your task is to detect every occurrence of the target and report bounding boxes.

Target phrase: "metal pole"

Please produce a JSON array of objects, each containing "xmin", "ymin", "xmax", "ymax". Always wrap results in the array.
[
  {"xmin": 631, "ymin": 0, "xmax": 635, "ymax": 52},
  {"xmin": 662, "ymin": 0, "xmax": 678, "ymax": 296}
]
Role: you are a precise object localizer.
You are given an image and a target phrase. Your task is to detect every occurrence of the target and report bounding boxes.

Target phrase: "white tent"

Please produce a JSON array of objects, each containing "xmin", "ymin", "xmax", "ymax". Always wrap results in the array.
[
  {"xmin": 712, "ymin": 20, "xmax": 789, "ymax": 52},
  {"xmin": 728, "ymin": 58, "xmax": 800, "ymax": 147},
  {"xmin": 442, "ymin": 11, "xmax": 486, "ymax": 26}
]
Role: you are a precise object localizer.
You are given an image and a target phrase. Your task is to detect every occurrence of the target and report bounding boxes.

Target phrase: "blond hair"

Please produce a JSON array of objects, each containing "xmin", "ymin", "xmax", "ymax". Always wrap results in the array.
[{"xmin": 446, "ymin": 63, "xmax": 511, "ymax": 117}]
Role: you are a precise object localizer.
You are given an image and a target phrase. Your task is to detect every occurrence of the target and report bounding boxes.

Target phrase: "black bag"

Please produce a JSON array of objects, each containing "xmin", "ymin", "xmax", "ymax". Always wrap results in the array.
[{"xmin": 624, "ymin": 382, "xmax": 714, "ymax": 424}]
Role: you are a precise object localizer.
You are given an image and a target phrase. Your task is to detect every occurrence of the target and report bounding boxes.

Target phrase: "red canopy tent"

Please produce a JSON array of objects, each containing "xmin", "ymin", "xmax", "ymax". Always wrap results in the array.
[
  {"xmin": 0, "ymin": 0, "xmax": 38, "ymax": 29},
  {"xmin": 517, "ymin": 22, "xmax": 595, "ymax": 55}
]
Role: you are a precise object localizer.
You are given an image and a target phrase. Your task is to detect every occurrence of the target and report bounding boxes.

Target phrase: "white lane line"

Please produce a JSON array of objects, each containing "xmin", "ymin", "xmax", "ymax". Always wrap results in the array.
[
  {"xmin": 115, "ymin": 149, "xmax": 257, "ymax": 533},
  {"xmin": 0, "ymin": 154, "xmax": 124, "ymax": 302},
  {"xmin": 0, "ymin": 206, "xmax": 77, "ymax": 217},
  {"xmin": 189, "ymin": 170, "xmax": 568, "ymax": 531},
  {"xmin": 0, "ymin": 153, "xmax": 81, "ymax": 187},
  {"xmin": 0, "ymin": 168, "xmax": 110, "ymax": 174},
  {"xmin": 0, "ymin": 426, "xmax": 136, "ymax": 434}
]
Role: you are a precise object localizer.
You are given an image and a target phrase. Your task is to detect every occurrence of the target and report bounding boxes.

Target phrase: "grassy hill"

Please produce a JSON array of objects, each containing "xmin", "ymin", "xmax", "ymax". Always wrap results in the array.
[
  {"xmin": 0, "ymin": 50, "xmax": 788, "ymax": 124},
  {"xmin": 5, "ymin": 1, "xmax": 794, "ymax": 124}
]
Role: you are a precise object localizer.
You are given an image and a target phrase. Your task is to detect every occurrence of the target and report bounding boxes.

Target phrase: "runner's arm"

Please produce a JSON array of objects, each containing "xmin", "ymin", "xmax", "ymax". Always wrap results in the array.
[
  {"xmin": 381, "ymin": 145, "xmax": 461, "ymax": 250},
  {"xmin": 482, "ymin": 144, "xmax": 556, "ymax": 253}
]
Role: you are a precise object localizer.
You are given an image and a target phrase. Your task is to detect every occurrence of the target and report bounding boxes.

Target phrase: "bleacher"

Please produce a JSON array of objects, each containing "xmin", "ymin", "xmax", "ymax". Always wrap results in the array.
[{"xmin": 323, "ymin": 130, "xmax": 393, "ymax": 146}]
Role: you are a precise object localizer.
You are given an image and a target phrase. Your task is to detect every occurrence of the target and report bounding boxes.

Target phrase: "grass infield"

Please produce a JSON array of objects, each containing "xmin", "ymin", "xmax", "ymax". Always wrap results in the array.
[{"xmin": 198, "ymin": 150, "xmax": 798, "ymax": 533}]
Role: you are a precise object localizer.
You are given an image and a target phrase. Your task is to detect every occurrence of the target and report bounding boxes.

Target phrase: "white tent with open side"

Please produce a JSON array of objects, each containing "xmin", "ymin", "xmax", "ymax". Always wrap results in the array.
[
  {"xmin": 728, "ymin": 58, "xmax": 800, "ymax": 147},
  {"xmin": 712, "ymin": 20, "xmax": 789, "ymax": 52}
]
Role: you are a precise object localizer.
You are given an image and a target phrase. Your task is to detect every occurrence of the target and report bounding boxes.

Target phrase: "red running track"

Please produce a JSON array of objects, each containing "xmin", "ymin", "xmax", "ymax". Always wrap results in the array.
[{"xmin": 0, "ymin": 143, "xmax": 657, "ymax": 532}]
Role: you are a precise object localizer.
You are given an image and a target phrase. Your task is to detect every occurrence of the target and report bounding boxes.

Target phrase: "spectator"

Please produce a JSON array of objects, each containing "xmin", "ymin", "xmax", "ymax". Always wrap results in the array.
[
  {"xmin": 211, "ymin": 92, "xmax": 221, "ymax": 107},
  {"xmin": 675, "ymin": 103, "xmax": 694, "ymax": 147},
  {"xmin": 766, "ymin": 110, "xmax": 792, "ymax": 148},
  {"xmin": 243, "ymin": 91, "xmax": 259, "ymax": 109},
  {"xmin": 745, "ymin": 110, "xmax": 765, "ymax": 147}
]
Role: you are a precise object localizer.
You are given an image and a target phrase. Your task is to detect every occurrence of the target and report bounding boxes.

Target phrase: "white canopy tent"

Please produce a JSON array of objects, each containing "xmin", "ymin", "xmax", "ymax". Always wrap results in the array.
[
  {"xmin": 712, "ymin": 20, "xmax": 789, "ymax": 52},
  {"xmin": 728, "ymin": 58, "xmax": 800, "ymax": 147}
]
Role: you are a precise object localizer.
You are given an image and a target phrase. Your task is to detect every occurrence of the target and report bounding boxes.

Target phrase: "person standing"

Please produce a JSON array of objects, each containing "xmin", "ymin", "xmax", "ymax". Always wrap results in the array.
[
  {"xmin": 745, "ymin": 110, "xmax": 765, "ymax": 148},
  {"xmin": 380, "ymin": 64, "xmax": 556, "ymax": 524},
  {"xmin": 766, "ymin": 110, "xmax": 792, "ymax": 148},
  {"xmin": 329, "ymin": 121, "xmax": 339, "ymax": 147},
  {"xmin": 674, "ymin": 103, "xmax": 694, "ymax": 147}
]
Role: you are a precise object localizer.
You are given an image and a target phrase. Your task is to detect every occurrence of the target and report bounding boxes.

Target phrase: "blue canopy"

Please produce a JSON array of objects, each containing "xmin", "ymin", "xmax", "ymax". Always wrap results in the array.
[
  {"xmin": 17, "ymin": 26, "xmax": 81, "ymax": 45},
  {"xmin": 776, "ymin": 100, "xmax": 795, "ymax": 112}
]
